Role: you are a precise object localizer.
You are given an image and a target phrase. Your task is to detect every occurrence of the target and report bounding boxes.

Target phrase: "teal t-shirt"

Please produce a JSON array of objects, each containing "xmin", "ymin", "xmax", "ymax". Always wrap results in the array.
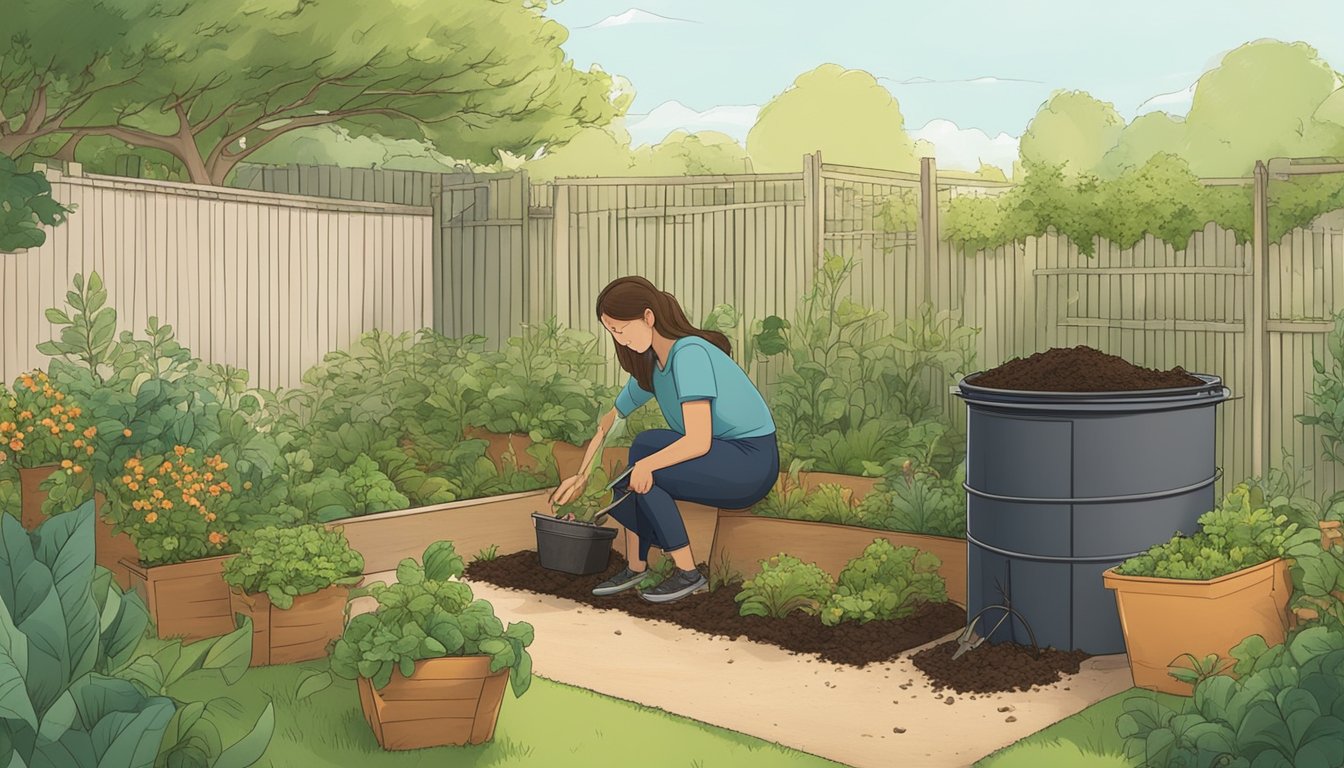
[{"xmin": 614, "ymin": 336, "xmax": 776, "ymax": 439}]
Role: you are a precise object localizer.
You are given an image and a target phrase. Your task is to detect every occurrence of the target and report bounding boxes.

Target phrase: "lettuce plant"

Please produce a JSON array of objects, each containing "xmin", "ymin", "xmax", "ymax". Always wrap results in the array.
[
  {"xmin": 330, "ymin": 541, "xmax": 535, "ymax": 698},
  {"xmin": 857, "ymin": 459, "xmax": 967, "ymax": 538},
  {"xmin": 1114, "ymin": 482, "xmax": 1320, "ymax": 580},
  {"xmin": 821, "ymin": 539, "xmax": 947, "ymax": 626},
  {"xmin": 735, "ymin": 554, "xmax": 835, "ymax": 618},
  {"xmin": 222, "ymin": 524, "xmax": 365, "ymax": 609}
]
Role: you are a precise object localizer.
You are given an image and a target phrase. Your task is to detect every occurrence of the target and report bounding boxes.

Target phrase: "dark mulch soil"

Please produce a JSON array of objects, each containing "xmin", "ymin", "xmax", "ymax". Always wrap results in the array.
[
  {"xmin": 970, "ymin": 345, "xmax": 1205, "ymax": 392},
  {"xmin": 910, "ymin": 638, "xmax": 1091, "ymax": 694},
  {"xmin": 464, "ymin": 550, "xmax": 965, "ymax": 668}
]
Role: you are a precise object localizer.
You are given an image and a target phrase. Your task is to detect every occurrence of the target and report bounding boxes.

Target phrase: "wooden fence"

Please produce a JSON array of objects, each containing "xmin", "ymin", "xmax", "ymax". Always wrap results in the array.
[{"xmin": 1, "ymin": 164, "xmax": 434, "ymax": 390}]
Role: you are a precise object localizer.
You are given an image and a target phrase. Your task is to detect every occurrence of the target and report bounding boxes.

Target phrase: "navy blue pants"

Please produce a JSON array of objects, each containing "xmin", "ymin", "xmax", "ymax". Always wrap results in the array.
[{"xmin": 607, "ymin": 429, "xmax": 779, "ymax": 562}]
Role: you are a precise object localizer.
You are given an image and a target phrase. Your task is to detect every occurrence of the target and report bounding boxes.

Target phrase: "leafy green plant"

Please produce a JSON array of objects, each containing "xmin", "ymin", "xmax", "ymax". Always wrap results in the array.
[
  {"xmin": 820, "ymin": 539, "xmax": 947, "ymax": 626},
  {"xmin": 735, "ymin": 554, "xmax": 835, "ymax": 618},
  {"xmin": 1114, "ymin": 482, "xmax": 1320, "ymax": 580},
  {"xmin": 554, "ymin": 461, "xmax": 627, "ymax": 523},
  {"xmin": 794, "ymin": 483, "xmax": 856, "ymax": 522},
  {"xmin": 857, "ymin": 459, "xmax": 967, "ymax": 538},
  {"xmin": 472, "ymin": 317, "xmax": 618, "ymax": 445},
  {"xmin": 0, "ymin": 154, "xmax": 73, "ymax": 251},
  {"xmin": 474, "ymin": 544, "xmax": 500, "ymax": 562},
  {"xmin": 1118, "ymin": 625, "xmax": 1344, "ymax": 768},
  {"xmin": 637, "ymin": 556, "xmax": 679, "ymax": 590},
  {"xmin": 1167, "ymin": 652, "xmax": 1234, "ymax": 688},
  {"xmin": 222, "ymin": 524, "xmax": 365, "ymax": 609},
  {"xmin": 110, "ymin": 446, "xmax": 245, "ymax": 566},
  {"xmin": 753, "ymin": 459, "xmax": 811, "ymax": 519},
  {"xmin": 329, "ymin": 540, "xmax": 535, "ymax": 698},
  {"xmin": 0, "ymin": 499, "xmax": 274, "ymax": 768},
  {"xmin": 708, "ymin": 548, "xmax": 743, "ymax": 592}
]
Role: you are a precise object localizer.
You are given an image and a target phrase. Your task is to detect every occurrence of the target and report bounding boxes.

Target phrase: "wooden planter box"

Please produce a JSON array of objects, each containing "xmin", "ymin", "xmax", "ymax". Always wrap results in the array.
[
  {"xmin": 357, "ymin": 656, "xmax": 509, "ymax": 750},
  {"xmin": 18, "ymin": 464, "xmax": 61, "ymax": 529},
  {"xmin": 709, "ymin": 510, "xmax": 968, "ymax": 606},
  {"xmin": 122, "ymin": 554, "xmax": 237, "ymax": 642},
  {"xmin": 1103, "ymin": 558, "xmax": 1292, "ymax": 696},
  {"xmin": 229, "ymin": 584, "xmax": 353, "ymax": 666},
  {"xmin": 19, "ymin": 465, "xmax": 136, "ymax": 589}
]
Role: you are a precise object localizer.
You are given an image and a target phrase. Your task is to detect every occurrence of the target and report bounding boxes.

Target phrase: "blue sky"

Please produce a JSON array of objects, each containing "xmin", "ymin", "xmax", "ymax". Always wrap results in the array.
[{"xmin": 544, "ymin": 1, "xmax": 1344, "ymax": 172}]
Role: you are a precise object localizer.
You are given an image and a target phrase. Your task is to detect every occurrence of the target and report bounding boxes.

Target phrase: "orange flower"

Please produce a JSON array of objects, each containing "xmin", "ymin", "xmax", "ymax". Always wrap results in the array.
[
  {"xmin": 72, "ymin": 465, "xmax": 82, "ymax": 474},
  {"xmin": 18, "ymin": 411, "xmax": 31, "ymax": 420},
  {"xmin": 208, "ymin": 531, "xmax": 226, "ymax": 546},
  {"xmin": 73, "ymin": 439, "xmax": 84, "ymax": 448},
  {"xmin": 205, "ymin": 512, "xmax": 216, "ymax": 522},
  {"xmin": 122, "ymin": 428, "xmax": 131, "ymax": 437},
  {"xmin": 50, "ymin": 405, "xmax": 63, "ymax": 415},
  {"xmin": 128, "ymin": 482, "xmax": 139, "ymax": 491},
  {"xmin": 174, "ymin": 446, "xmax": 186, "ymax": 457},
  {"xmin": 8, "ymin": 439, "xmax": 21, "ymax": 452},
  {"xmin": 147, "ymin": 477, "xmax": 158, "ymax": 486},
  {"xmin": 40, "ymin": 418, "xmax": 54, "ymax": 428},
  {"xmin": 64, "ymin": 423, "xmax": 74, "ymax": 432},
  {"xmin": 86, "ymin": 427, "xmax": 98, "ymax": 439},
  {"xmin": 85, "ymin": 446, "xmax": 93, "ymax": 456},
  {"xmin": 144, "ymin": 512, "xmax": 157, "ymax": 523},
  {"xmin": 61, "ymin": 459, "xmax": 73, "ymax": 469},
  {"xmin": 208, "ymin": 485, "xmax": 220, "ymax": 496},
  {"xmin": 161, "ymin": 500, "xmax": 173, "ymax": 510}
]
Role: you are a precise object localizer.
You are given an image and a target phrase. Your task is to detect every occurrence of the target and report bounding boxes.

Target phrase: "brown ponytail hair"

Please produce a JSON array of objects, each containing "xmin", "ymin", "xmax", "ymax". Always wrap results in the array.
[{"xmin": 596, "ymin": 276, "xmax": 731, "ymax": 392}]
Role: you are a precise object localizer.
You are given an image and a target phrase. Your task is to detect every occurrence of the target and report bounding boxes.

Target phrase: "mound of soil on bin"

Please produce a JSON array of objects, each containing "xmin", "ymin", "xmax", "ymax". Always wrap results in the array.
[
  {"xmin": 465, "ymin": 551, "xmax": 965, "ymax": 667},
  {"xmin": 971, "ymin": 345, "xmax": 1204, "ymax": 392},
  {"xmin": 910, "ymin": 639, "xmax": 1090, "ymax": 694}
]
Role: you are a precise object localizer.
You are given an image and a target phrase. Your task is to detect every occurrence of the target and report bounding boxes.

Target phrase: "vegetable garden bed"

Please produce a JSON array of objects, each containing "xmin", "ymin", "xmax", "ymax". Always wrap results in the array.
[{"xmin": 465, "ymin": 550, "xmax": 965, "ymax": 666}]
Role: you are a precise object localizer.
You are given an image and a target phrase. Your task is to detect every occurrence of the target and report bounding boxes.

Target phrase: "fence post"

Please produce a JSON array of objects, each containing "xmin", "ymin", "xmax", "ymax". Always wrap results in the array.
[
  {"xmin": 553, "ymin": 181, "xmax": 572, "ymax": 328},
  {"xmin": 802, "ymin": 151, "xmax": 824, "ymax": 269},
  {"xmin": 1250, "ymin": 160, "xmax": 1271, "ymax": 479},
  {"xmin": 919, "ymin": 156, "xmax": 939, "ymax": 307},
  {"xmin": 430, "ymin": 173, "xmax": 445, "ymax": 336}
]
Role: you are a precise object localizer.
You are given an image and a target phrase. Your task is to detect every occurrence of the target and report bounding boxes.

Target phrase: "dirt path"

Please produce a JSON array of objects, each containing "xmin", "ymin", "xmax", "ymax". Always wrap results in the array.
[{"xmin": 357, "ymin": 570, "xmax": 1135, "ymax": 768}]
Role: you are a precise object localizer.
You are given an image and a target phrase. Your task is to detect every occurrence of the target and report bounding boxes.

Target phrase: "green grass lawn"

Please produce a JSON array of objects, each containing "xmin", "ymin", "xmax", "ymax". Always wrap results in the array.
[
  {"xmin": 974, "ymin": 688, "xmax": 1187, "ymax": 768},
  {"xmin": 166, "ymin": 657, "xmax": 853, "ymax": 768}
]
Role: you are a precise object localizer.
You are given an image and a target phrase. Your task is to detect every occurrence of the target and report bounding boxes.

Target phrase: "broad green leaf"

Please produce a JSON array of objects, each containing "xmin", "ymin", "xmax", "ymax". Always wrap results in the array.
[
  {"xmin": 212, "ymin": 701, "xmax": 274, "ymax": 768},
  {"xmin": 201, "ymin": 621, "xmax": 253, "ymax": 684},
  {"xmin": 295, "ymin": 672, "xmax": 332, "ymax": 701}
]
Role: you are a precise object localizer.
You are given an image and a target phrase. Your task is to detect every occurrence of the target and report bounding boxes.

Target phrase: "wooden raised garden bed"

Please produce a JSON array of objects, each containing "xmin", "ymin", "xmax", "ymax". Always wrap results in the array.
[
  {"xmin": 122, "ymin": 554, "xmax": 237, "ymax": 642},
  {"xmin": 20, "ymin": 465, "xmax": 136, "ymax": 589}
]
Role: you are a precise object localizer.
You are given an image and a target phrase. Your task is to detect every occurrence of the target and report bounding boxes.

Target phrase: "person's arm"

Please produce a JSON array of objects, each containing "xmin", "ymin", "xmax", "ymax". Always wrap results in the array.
[
  {"xmin": 634, "ymin": 399, "xmax": 711, "ymax": 473},
  {"xmin": 576, "ymin": 407, "xmax": 620, "ymax": 478}
]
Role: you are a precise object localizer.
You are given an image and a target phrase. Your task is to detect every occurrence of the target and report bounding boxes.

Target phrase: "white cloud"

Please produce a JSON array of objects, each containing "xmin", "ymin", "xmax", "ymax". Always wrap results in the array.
[
  {"xmin": 1134, "ymin": 82, "xmax": 1196, "ymax": 117},
  {"xmin": 625, "ymin": 100, "xmax": 760, "ymax": 146},
  {"xmin": 909, "ymin": 119, "xmax": 1019, "ymax": 175},
  {"xmin": 882, "ymin": 74, "xmax": 1044, "ymax": 86},
  {"xmin": 576, "ymin": 8, "xmax": 697, "ymax": 29}
]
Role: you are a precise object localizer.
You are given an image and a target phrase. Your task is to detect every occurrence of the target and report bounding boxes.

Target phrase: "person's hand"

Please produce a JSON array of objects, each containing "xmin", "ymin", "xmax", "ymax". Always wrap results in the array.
[
  {"xmin": 550, "ymin": 474, "xmax": 588, "ymax": 508},
  {"xmin": 628, "ymin": 460, "xmax": 654, "ymax": 494}
]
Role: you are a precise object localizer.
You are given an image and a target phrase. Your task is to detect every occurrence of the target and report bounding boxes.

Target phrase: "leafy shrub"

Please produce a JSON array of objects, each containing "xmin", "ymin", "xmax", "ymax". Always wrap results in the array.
[
  {"xmin": 735, "ymin": 554, "xmax": 835, "ymax": 618},
  {"xmin": 857, "ymin": 459, "xmax": 967, "ymax": 538},
  {"xmin": 0, "ymin": 154, "xmax": 73, "ymax": 251},
  {"xmin": 1118, "ymin": 626, "xmax": 1344, "ymax": 768},
  {"xmin": 752, "ymin": 460, "xmax": 810, "ymax": 519},
  {"xmin": 793, "ymin": 483, "xmax": 856, "ymax": 522},
  {"xmin": 1114, "ymin": 482, "xmax": 1319, "ymax": 580},
  {"xmin": 472, "ymin": 317, "xmax": 618, "ymax": 445},
  {"xmin": 222, "ymin": 524, "xmax": 365, "ymax": 608},
  {"xmin": 0, "ymin": 499, "xmax": 274, "ymax": 768},
  {"xmin": 820, "ymin": 539, "xmax": 947, "ymax": 626},
  {"xmin": 330, "ymin": 540, "xmax": 535, "ymax": 697}
]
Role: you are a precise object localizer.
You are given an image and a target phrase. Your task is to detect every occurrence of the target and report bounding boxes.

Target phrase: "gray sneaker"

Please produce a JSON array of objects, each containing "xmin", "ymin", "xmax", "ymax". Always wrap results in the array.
[
  {"xmin": 638, "ymin": 567, "xmax": 708, "ymax": 603},
  {"xmin": 592, "ymin": 566, "xmax": 647, "ymax": 596}
]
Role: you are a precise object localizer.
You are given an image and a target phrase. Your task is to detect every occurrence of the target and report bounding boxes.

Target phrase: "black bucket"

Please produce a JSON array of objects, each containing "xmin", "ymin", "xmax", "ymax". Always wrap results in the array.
[
  {"xmin": 531, "ymin": 512, "xmax": 618, "ymax": 575},
  {"xmin": 953, "ymin": 372, "xmax": 1232, "ymax": 654}
]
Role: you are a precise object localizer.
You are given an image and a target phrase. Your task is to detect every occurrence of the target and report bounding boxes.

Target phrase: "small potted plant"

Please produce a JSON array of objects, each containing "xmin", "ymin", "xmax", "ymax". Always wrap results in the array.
[
  {"xmin": 530, "ymin": 461, "xmax": 623, "ymax": 575},
  {"xmin": 330, "ymin": 540, "xmax": 534, "ymax": 750},
  {"xmin": 0, "ymin": 369, "xmax": 99, "ymax": 528},
  {"xmin": 1103, "ymin": 482, "xmax": 1319, "ymax": 695},
  {"xmin": 223, "ymin": 523, "xmax": 365, "ymax": 666}
]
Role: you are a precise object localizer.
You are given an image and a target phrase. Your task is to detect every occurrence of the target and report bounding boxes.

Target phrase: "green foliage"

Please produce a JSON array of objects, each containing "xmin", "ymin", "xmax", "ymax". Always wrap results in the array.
[
  {"xmin": 1299, "ymin": 308, "xmax": 1344, "ymax": 471},
  {"xmin": 637, "ymin": 557, "xmax": 679, "ymax": 591},
  {"xmin": 735, "ymin": 554, "xmax": 835, "ymax": 619},
  {"xmin": 0, "ymin": 154, "xmax": 72, "ymax": 251},
  {"xmin": 330, "ymin": 541, "xmax": 535, "ymax": 698},
  {"xmin": 753, "ymin": 253, "xmax": 976, "ymax": 474},
  {"xmin": 1118, "ymin": 626, "xmax": 1344, "ymax": 768},
  {"xmin": 752, "ymin": 460, "xmax": 812, "ymax": 519},
  {"xmin": 856, "ymin": 459, "xmax": 967, "ymax": 538},
  {"xmin": 473, "ymin": 544, "xmax": 500, "ymax": 562},
  {"xmin": 554, "ymin": 461, "xmax": 627, "ymax": 523},
  {"xmin": 1114, "ymin": 482, "xmax": 1319, "ymax": 580},
  {"xmin": 820, "ymin": 539, "xmax": 947, "ymax": 626},
  {"xmin": 0, "ymin": 499, "xmax": 273, "ymax": 768},
  {"xmin": 473, "ymin": 317, "xmax": 618, "ymax": 445},
  {"xmin": 222, "ymin": 525, "xmax": 364, "ymax": 609}
]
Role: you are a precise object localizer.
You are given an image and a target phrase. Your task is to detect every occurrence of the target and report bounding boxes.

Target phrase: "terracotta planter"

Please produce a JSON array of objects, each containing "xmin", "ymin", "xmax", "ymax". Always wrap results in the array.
[
  {"xmin": 229, "ymin": 584, "xmax": 353, "ymax": 665},
  {"xmin": 1103, "ymin": 558, "xmax": 1292, "ymax": 696},
  {"xmin": 357, "ymin": 656, "xmax": 509, "ymax": 749},
  {"xmin": 18, "ymin": 464, "xmax": 60, "ymax": 529},
  {"xmin": 122, "ymin": 554, "xmax": 237, "ymax": 642},
  {"xmin": 709, "ymin": 510, "xmax": 968, "ymax": 606}
]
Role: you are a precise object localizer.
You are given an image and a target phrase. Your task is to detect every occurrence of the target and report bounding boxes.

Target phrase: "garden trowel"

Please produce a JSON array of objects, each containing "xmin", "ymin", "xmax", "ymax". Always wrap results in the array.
[{"xmin": 589, "ymin": 466, "xmax": 635, "ymax": 526}]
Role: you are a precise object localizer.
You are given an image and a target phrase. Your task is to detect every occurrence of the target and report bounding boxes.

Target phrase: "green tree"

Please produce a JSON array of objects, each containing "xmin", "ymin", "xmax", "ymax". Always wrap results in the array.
[
  {"xmin": 1099, "ymin": 111, "xmax": 1186, "ymax": 176},
  {"xmin": 5, "ymin": 0, "xmax": 625, "ymax": 185},
  {"xmin": 246, "ymin": 124, "xmax": 465, "ymax": 173},
  {"xmin": 0, "ymin": 155, "xmax": 72, "ymax": 252},
  {"xmin": 518, "ymin": 122, "xmax": 752, "ymax": 180},
  {"xmin": 1018, "ymin": 90, "xmax": 1126, "ymax": 176},
  {"xmin": 746, "ymin": 64, "xmax": 918, "ymax": 173}
]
